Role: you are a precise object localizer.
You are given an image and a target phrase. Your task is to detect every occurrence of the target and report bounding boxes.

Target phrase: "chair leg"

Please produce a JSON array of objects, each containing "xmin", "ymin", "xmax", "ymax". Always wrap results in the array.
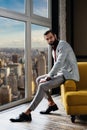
[{"xmin": 71, "ymin": 115, "xmax": 76, "ymax": 123}]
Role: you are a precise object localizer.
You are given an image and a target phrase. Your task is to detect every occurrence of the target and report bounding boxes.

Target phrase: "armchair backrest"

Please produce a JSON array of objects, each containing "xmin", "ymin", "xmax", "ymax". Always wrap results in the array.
[{"xmin": 77, "ymin": 62, "xmax": 87, "ymax": 90}]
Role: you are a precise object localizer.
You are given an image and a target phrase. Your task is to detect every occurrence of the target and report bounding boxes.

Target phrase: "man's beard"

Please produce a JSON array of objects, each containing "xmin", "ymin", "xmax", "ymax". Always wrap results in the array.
[{"xmin": 50, "ymin": 40, "xmax": 58, "ymax": 50}]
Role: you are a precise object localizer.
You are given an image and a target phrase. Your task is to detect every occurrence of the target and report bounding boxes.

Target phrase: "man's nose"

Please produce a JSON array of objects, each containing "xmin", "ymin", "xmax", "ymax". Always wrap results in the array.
[{"xmin": 48, "ymin": 39, "xmax": 52, "ymax": 43}]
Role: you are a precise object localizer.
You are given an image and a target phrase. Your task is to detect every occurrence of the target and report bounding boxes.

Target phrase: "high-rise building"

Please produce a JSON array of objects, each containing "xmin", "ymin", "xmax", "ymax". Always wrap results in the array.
[
  {"xmin": 0, "ymin": 85, "xmax": 12, "ymax": 105},
  {"xmin": 8, "ymin": 63, "xmax": 22, "ymax": 77},
  {"xmin": 7, "ymin": 73, "xmax": 18, "ymax": 96},
  {"xmin": 37, "ymin": 52, "xmax": 46, "ymax": 76},
  {"xmin": 18, "ymin": 75, "xmax": 25, "ymax": 89},
  {"xmin": 12, "ymin": 54, "xmax": 18, "ymax": 63}
]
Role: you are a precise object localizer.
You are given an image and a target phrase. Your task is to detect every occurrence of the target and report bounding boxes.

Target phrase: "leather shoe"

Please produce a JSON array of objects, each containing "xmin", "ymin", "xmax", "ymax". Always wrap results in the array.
[
  {"xmin": 40, "ymin": 104, "xmax": 58, "ymax": 114},
  {"xmin": 10, "ymin": 113, "xmax": 32, "ymax": 122}
]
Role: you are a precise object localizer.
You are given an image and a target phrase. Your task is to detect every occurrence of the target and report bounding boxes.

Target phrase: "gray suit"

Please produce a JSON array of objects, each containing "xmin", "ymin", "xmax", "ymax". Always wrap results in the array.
[
  {"xmin": 29, "ymin": 40, "xmax": 80, "ymax": 111},
  {"xmin": 48, "ymin": 40, "xmax": 80, "ymax": 81}
]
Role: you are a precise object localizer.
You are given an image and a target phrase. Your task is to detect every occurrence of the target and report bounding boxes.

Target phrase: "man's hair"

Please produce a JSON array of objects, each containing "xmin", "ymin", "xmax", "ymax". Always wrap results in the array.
[{"xmin": 44, "ymin": 29, "xmax": 56, "ymax": 36}]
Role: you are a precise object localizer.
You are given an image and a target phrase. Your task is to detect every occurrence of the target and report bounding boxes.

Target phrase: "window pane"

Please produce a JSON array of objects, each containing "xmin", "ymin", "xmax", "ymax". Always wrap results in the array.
[
  {"xmin": 0, "ymin": 17, "xmax": 25, "ymax": 106},
  {"xmin": 0, "ymin": 0, "xmax": 25, "ymax": 13},
  {"xmin": 31, "ymin": 24, "xmax": 49, "ymax": 94},
  {"xmin": 33, "ymin": 0, "xmax": 49, "ymax": 18}
]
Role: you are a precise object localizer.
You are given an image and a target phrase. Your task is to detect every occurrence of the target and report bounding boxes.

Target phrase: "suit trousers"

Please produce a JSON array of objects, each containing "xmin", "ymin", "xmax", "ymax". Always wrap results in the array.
[{"xmin": 29, "ymin": 74, "xmax": 65, "ymax": 111}]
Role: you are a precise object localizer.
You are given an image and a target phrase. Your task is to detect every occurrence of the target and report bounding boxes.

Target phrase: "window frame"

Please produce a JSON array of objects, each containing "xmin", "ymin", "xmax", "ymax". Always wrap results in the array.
[{"xmin": 0, "ymin": 0, "xmax": 52, "ymax": 110}]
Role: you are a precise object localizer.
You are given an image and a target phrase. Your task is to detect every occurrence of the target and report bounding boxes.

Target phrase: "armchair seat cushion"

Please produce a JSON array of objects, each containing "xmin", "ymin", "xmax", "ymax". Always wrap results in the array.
[{"xmin": 65, "ymin": 90, "xmax": 87, "ymax": 106}]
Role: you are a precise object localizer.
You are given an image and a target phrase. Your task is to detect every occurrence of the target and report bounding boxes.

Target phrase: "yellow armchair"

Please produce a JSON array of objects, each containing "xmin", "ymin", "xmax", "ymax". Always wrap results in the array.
[{"xmin": 60, "ymin": 62, "xmax": 87, "ymax": 123}]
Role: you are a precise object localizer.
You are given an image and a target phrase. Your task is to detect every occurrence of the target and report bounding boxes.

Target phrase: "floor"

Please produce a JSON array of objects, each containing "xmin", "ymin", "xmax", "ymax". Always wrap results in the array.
[{"xmin": 0, "ymin": 95, "xmax": 87, "ymax": 130}]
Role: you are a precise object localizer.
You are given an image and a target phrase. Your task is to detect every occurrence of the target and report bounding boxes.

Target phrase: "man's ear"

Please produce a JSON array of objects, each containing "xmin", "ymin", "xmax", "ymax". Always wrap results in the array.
[{"xmin": 54, "ymin": 34, "xmax": 57, "ymax": 39}]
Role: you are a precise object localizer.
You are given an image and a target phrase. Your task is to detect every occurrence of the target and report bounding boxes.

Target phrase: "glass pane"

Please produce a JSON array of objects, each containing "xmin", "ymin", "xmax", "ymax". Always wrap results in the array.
[
  {"xmin": 31, "ymin": 24, "xmax": 49, "ymax": 95},
  {"xmin": 0, "ymin": 17, "xmax": 25, "ymax": 106},
  {"xmin": 33, "ymin": 0, "xmax": 48, "ymax": 18},
  {"xmin": 0, "ymin": 0, "xmax": 25, "ymax": 13}
]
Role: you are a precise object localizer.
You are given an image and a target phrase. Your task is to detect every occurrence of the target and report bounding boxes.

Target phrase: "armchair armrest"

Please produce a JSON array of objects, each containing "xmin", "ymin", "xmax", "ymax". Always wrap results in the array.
[
  {"xmin": 61, "ymin": 80, "xmax": 77, "ymax": 93},
  {"xmin": 60, "ymin": 80, "xmax": 77, "ymax": 106}
]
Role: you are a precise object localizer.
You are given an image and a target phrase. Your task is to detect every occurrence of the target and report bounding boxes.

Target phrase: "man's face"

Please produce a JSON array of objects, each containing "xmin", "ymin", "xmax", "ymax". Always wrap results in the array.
[{"xmin": 44, "ymin": 32, "xmax": 57, "ymax": 47}]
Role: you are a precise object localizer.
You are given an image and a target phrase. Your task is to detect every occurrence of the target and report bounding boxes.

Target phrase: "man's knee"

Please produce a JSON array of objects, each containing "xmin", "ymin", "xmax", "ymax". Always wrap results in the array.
[
  {"xmin": 36, "ymin": 76, "xmax": 40, "ymax": 84},
  {"xmin": 38, "ymin": 83, "xmax": 45, "ymax": 91}
]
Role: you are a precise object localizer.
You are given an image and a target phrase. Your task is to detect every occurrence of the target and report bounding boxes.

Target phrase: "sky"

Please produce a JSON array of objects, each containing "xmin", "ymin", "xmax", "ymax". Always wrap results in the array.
[
  {"xmin": 0, "ymin": 0, "xmax": 49, "ymax": 48},
  {"xmin": 0, "ymin": 0, "xmax": 25, "ymax": 13}
]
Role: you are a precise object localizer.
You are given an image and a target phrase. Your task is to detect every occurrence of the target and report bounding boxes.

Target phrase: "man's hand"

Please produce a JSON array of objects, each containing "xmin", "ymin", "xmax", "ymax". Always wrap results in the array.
[
  {"xmin": 39, "ymin": 76, "xmax": 51, "ymax": 83},
  {"xmin": 39, "ymin": 78, "xmax": 47, "ymax": 83}
]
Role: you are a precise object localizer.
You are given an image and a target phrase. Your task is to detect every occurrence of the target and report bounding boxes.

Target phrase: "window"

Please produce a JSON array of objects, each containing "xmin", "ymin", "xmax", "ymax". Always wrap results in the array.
[
  {"xmin": 0, "ymin": 0, "xmax": 51, "ymax": 110},
  {"xmin": 0, "ymin": 17, "xmax": 25, "ymax": 106},
  {"xmin": 0, "ymin": 17, "xmax": 25, "ymax": 48}
]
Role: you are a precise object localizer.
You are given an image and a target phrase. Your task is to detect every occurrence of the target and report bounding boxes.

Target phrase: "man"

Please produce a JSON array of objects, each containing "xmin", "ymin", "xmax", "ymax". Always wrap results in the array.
[{"xmin": 10, "ymin": 29, "xmax": 79, "ymax": 122}]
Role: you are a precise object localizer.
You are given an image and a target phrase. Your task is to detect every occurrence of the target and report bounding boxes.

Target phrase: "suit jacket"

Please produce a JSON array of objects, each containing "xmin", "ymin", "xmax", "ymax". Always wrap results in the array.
[{"xmin": 48, "ymin": 40, "xmax": 80, "ymax": 81}]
